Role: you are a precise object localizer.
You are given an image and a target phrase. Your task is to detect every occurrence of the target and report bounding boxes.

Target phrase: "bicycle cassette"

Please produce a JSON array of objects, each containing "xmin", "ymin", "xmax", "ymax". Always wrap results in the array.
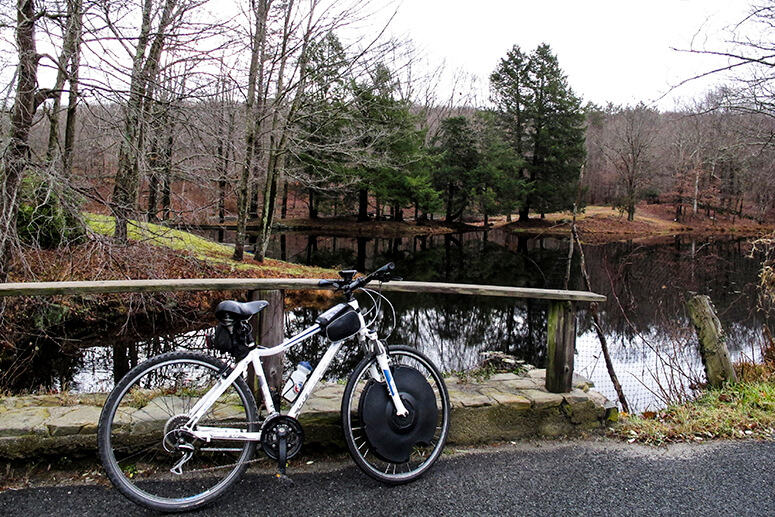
[
  {"xmin": 261, "ymin": 416, "xmax": 304, "ymax": 461},
  {"xmin": 358, "ymin": 365, "xmax": 438, "ymax": 464}
]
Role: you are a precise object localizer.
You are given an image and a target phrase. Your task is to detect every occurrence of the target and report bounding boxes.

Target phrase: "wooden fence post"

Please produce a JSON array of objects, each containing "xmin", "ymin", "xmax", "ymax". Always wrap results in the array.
[
  {"xmin": 247, "ymin": 289, "xmax": 285, "ymax": 404},
  {"xmin": 687, "ymin": 294, "xmax": 738, "ymax": 387},
  {"xmin": 546, "ymin": 300, "xmax": 576, "ymax": 393}
]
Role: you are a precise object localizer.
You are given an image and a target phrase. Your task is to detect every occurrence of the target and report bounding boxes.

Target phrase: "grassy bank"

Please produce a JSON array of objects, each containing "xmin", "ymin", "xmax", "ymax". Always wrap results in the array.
[
  {"xmin": 612, "ymin": 382, "xmax": 775, "ymax": 445},
  {"xmin": 612, "ymin": 357, "xmax": 775, "ymax": 445}
]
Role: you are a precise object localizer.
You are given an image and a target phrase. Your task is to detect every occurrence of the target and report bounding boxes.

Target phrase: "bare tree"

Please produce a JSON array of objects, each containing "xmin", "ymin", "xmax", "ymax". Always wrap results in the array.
[
  {"xmin": 599, "ymin": 103, "xmax": 660, "ymax": 221},
  {"xmin": 232, "ymin": 0, "xmax": 403, "ymax": 262},
  {"xmin": 1, "ymin": 0, "xmax": 85, "ymax": 281},
  {"xmin": 108, "ymin": 0, "xmax": 184, "ymax": 242},
  {"xmin": 85, "ymin": 0, "xmax": 230, "ymax": 242},
  {"xmin": 45, "ymin": 0, "xmax": 83, "ymax": 179}
]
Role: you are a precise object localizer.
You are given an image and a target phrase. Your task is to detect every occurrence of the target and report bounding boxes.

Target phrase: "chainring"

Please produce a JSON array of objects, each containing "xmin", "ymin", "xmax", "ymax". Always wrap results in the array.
[
  {"xmin": 260, "ymin": 416, "xmax": 304, "ymax": 460},
  {"xmin": 358, "ymin": 365, "xmax": 438, "ymax": 464}
]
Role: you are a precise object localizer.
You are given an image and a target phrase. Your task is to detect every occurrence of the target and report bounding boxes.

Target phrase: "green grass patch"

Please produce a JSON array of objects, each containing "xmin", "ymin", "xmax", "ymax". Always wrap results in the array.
[
  {"xmin": 613, "ymin": 382, "xmax": 775, "ymax": 445},
  {"xmin": 82, "ymin": 213, "xmax": 334, "ymax": 280},
  {"xmin": 85, "ymin": 214, "xmax": 236, "ymax": 260}
]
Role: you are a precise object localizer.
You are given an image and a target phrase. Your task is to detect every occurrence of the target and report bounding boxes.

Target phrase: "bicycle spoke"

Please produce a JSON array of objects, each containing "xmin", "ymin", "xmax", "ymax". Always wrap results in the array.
[
  {"xmin": 342, "ymin": 346, "xmax": 450, "ymax": 485},
  {"xmin": 98, "ymin": 352, "xmax": 258, "ymax": 512}
]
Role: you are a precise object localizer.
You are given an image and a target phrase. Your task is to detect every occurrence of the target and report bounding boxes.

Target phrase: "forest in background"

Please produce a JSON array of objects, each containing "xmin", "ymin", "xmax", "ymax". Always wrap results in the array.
[{"xmin": 3, "ymin": 0, "xmax": 775, "ymax": 284}]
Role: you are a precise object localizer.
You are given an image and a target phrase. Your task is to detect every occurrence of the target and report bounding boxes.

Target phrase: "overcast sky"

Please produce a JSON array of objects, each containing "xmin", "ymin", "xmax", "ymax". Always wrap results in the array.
[{"xmin": 385, "ymin": 0, "xmax": 750, "ymax": 109}]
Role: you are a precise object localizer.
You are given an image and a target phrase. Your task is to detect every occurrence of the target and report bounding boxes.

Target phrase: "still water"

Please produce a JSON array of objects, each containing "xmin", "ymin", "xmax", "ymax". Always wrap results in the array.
[
  {"xmin": 263, "ymin": 230, "xmax": 770, "ymax": 412},
  {"xmin": 17, "ymin": 228, "xmax": 775, "ymax": 413}
]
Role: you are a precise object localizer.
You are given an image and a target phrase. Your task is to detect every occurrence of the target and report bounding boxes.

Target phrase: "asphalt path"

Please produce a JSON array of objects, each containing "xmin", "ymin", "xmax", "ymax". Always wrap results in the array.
[{"xmin": 2, "ymin": 439, "xmax": 775, "ymax": 516}]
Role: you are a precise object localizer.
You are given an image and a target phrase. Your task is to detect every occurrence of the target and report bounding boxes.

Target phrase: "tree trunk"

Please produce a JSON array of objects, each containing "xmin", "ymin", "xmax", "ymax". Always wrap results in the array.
[
  {"xmin": 161, "ymin": 165, "xmax": 171, "ymax": 221},
  {"xmin": 693, "ymin": 169, "xmax": 700, "ymax": 216},
  {"xmin": 61, "ymin": 0, "xmax": 82, "ymax": 179},
  {"xmin": 358, "ymin": 188, "xmax": 369, "ymax": 221},
  {"xmin": 1, "ymin": 0, "xmax": 38, "ymax": 281},
  {"xmin": 234, "ymin": 0, "xmax": 269, "ymax": 261},
  {"xmin": 308, "ymin": 188, "xmax": 318, "ymax": 219},
  {"xmin": 281, "ymin": 181, "xmax": 289, "ymax": 219}
]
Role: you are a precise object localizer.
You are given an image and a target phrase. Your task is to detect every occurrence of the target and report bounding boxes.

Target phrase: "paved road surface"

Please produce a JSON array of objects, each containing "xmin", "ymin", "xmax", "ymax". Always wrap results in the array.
[{"xmin": 2, "ymin": 439, "xmax": 774, "ymax": 516}]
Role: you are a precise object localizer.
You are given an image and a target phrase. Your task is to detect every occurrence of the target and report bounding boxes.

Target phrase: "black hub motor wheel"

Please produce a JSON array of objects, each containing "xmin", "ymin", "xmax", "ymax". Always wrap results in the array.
[
  {"xmin": 341, "ymin": 345, "xmax": 450, "ymax": 485},
  {"xmin": 358, "ymin": 365, "xmax": 438, "ymax": 464}
]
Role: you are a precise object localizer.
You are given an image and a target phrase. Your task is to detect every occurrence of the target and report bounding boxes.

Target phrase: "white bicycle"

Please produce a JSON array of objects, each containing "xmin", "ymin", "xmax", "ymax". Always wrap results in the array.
[{"xmin": 97, "ymin": 263, "xmax": 450, "ymax": 512}]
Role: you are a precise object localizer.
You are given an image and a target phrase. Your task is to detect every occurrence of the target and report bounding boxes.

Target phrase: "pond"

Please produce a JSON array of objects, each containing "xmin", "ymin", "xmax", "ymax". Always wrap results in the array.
[
  {"xmin": 8, "ymin": 227, "xmax": 773, "ymax": 413},
  {"xmin": 260, "ymin": 230, "xmax": 771, "ymax": 412}
]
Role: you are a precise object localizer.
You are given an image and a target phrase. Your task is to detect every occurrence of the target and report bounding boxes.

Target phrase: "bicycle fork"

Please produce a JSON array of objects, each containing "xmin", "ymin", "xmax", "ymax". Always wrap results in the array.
[{"xmin": 364, "ymin": 330, "xmax": 409, "ymax": 417}]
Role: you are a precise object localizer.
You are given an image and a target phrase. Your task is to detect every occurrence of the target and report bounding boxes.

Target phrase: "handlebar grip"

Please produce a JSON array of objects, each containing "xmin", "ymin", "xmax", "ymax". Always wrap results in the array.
[
  {"xmin": 375, "ymin": 262, "xmax": 394, "ymax": 274},
  {"xmin": 318, "ymin": 279, "xmax": 339, "ymax": 288}
]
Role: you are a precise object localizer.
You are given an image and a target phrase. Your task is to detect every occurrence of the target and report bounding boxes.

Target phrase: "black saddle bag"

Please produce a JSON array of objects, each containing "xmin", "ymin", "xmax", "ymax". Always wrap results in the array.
[{"xmin": 208, "ymin": 319, "xmax": 252, "ymax": 361}]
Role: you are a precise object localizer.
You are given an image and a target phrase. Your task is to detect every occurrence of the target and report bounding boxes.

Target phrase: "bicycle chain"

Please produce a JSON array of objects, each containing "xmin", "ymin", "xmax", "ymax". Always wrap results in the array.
[{"xmin": 169, "ymin": 417, "xmax": 277, "ymax": 475}]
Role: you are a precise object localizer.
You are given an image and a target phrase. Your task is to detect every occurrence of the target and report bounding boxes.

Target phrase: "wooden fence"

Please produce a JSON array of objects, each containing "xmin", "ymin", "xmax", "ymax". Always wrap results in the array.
[{"xmin": 0, "ymin": 278, "xmax": 605, "ymax": 393}]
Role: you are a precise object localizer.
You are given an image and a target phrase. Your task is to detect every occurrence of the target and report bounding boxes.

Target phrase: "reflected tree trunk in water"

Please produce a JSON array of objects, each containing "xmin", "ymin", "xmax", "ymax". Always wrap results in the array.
[
  {"xmin": 112, "ymin": 342, "xmax": 139, "ymax": 384},
  {"xmin": 517, "ymin": 235, "xmax": 529, "ymax": 254},
  {"xmin": 357, "ymin": 237, "xmax": 368, "ymax": 272},
  {"xmin": 305, "ymin": 235, "xmax": 317, "ymax": 264}
]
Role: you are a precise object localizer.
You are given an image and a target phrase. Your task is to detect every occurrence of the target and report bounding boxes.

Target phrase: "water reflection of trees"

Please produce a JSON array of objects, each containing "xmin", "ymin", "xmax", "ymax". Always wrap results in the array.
[
  {"xmin": 582, "ymin": 236, "xmax": 770, "ymax": 352},
  {"xmin": 273, "ymin": 230, "xmax": 771, "ymax": 375},
  {"xmin": 5, "ymin": 229, "xmax": 772, "ymax": 394}
]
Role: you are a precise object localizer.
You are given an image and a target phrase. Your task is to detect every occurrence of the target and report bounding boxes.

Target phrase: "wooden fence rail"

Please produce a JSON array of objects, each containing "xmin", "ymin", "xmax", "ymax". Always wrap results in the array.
[{"xmin": 0, "ymin": 278, "xmax": 605, "ymax": 393}]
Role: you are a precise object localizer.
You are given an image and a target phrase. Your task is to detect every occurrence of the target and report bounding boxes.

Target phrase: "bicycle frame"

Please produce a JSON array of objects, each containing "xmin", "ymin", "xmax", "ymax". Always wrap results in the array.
[{"xmin": 186, "ymin": 298, "xmax": 408, "ymax": 444}]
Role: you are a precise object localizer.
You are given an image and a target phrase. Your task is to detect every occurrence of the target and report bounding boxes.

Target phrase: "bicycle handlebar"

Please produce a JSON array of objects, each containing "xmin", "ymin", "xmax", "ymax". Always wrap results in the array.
[{"xmin": 318, "ymin": 262, "xmax": 400, "ymax": 296}]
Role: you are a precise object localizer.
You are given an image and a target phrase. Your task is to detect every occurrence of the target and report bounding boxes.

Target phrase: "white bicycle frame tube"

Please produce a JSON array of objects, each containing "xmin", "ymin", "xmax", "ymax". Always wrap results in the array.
[{"xmin": 187, "ymin": 297, "xmax": 408, "ymax": 443}]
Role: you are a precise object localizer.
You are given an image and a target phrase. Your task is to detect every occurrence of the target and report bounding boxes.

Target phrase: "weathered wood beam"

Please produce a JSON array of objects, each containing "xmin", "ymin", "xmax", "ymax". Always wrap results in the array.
[
  {"xmin": 0, "ymin": 278, "xmax": 606, "ymax": 303},
  {"xmin": 687, "ymin": 294, "xmax": 738, "ymax": 387},
  {"xmin": 257, "ymin": 289, "xmax": 284, "ymax": 395},
  {"xmin": 546, "ymin": 301, "xmax": 576, "ymax": 393}
]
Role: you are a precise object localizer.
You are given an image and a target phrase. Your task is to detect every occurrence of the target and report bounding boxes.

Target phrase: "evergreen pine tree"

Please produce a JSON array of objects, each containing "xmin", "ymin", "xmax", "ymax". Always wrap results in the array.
[{"xmin": 491, "ymin": 44, "xmax": 586, "ymax": 220}]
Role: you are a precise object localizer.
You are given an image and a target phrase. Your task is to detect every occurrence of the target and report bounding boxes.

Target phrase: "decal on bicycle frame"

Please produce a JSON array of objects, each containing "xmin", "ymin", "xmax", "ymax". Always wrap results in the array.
[{"xmin": 383, "ymin": 369, "xmax": 396, "ymax": 396}]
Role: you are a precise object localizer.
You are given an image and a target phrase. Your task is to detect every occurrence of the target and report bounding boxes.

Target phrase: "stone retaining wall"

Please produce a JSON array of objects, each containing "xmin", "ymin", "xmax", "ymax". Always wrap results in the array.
[{"xmin": 0, "ymin": 369, "xmax": 617, "ymax": 460}]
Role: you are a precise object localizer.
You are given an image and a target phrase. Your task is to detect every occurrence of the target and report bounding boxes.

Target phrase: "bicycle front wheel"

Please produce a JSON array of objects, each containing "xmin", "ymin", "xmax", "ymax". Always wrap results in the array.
[
  {"xmin": 342, "ymin": 345, "xmax": 450, "ymax": 484},
  {"xmin": 98, "ymin": 351, "xmax": 258, "ymax": 512}
]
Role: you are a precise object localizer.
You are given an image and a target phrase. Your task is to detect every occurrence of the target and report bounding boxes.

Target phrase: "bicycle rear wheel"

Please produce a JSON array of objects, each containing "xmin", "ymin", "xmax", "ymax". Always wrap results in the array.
[
  {"xmin": 342, "ymin": 345, "xmax": 450, "ymax": 484},
  {"xmin": 98, "ymin": 351, "xmax": 258, "ymax": 512}
]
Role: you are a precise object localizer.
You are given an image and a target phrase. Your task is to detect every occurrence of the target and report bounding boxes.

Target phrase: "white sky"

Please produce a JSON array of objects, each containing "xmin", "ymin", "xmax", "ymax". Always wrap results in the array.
[{"xmin": 385, "ymin": 0, "xmax": 750, "ymax": 109}]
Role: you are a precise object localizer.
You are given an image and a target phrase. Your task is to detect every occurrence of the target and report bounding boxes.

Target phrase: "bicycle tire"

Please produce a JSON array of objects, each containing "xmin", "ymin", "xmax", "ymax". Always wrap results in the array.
[
  {"xmin": 97, "ymin": 351, "xmax": 258, "ymax": 512},
  {"xmin": 341, "ymin": 345, "xmax": 450, "ymax": 484}
]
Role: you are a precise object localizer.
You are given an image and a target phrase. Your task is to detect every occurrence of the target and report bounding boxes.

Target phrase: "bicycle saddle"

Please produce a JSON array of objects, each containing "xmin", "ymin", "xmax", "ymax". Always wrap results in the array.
[{"xmin": 215, "ymin": 300, "xmax": 269, "ymax": 320}]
